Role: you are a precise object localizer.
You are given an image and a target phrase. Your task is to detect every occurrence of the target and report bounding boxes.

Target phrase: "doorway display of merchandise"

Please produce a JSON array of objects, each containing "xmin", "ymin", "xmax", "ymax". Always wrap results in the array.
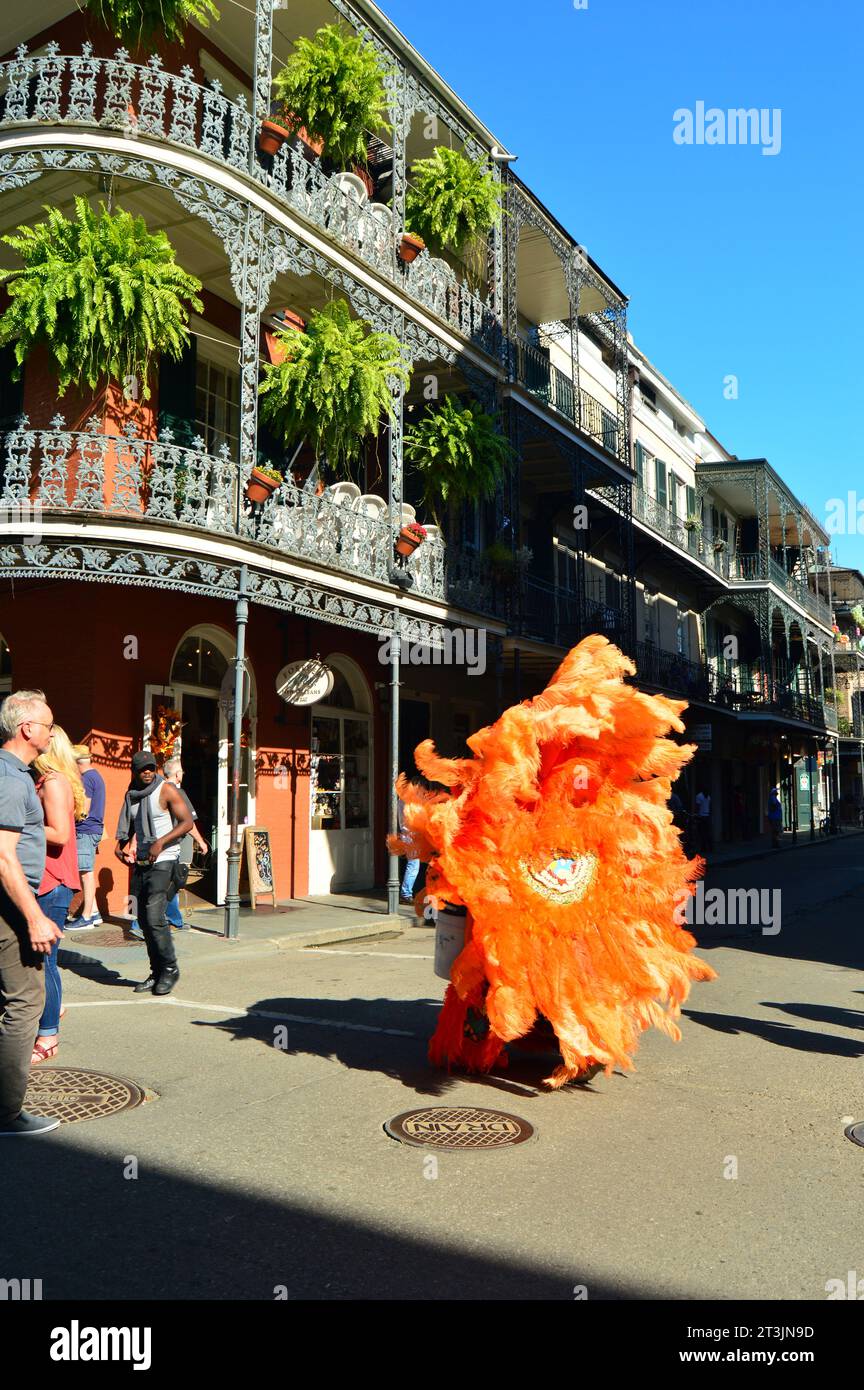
[{"xmin": 309, "ymin": 709, "xmax": 372, "ymax": 893}]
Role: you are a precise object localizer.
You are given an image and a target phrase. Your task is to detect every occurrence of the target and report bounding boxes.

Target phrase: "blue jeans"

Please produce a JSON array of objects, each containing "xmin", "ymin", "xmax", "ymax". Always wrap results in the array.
[
  {"xmin": 401, "ymin": 859, "xmax": 420, "ymax": 898},
  {"xmin": 133, "ymin": 892, "xmax": 182, "ymax": 931},
  {"xmin": 37, "ymin": 884, "xmax": 73, "ymax": 1036}
]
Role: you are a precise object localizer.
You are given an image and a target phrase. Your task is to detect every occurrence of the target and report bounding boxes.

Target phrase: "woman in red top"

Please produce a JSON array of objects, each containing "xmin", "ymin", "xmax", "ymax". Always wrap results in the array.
[{"xmin": 31, "ymin": 725, "xmax": 83, "ymax": 1064}]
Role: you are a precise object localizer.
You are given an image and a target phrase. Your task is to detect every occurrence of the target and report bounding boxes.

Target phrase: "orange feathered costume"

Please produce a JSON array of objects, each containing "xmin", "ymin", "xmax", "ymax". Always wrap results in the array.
[{"xmin": 389, "ymin": 635, "xmax": 716, "ymax": 1088}]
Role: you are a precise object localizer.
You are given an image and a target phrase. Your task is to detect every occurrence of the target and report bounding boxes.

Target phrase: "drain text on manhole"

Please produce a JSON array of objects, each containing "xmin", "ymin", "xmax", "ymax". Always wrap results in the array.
[
  {"xmin": 25, "ymin": 1068, "xmax": 147, "ymax": 1125},
  {"xmin": 385, "ymin": 1106, "xmax": 534, "ymax": 1149}
]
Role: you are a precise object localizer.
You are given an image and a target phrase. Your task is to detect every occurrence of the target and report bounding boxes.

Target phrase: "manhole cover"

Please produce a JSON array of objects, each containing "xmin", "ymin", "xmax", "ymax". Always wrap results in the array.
[
  {"xmin": 846, "ymin": 1122, "xmax": 864, "ymax": 1148},
  {"xmin": 385, "ymin": 1106, "xmax": 535, "ymax": 1150},
  {"xmin": 63, "ymin": 928, "xmax": 142, "ymax": 948},
  {"xmin": 24, "ymin": 1067, "xmax": 146, "ymax": 1125}
]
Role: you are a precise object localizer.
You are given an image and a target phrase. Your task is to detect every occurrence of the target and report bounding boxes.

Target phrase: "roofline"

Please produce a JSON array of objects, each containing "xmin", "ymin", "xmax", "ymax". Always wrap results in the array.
[
  {"xmin": 507, "ymin": 169, "xmax": 628, "ymax": 305},
  {"xmin": 355, "ymin": 0, "xmax": 517, "ymax": 161}
]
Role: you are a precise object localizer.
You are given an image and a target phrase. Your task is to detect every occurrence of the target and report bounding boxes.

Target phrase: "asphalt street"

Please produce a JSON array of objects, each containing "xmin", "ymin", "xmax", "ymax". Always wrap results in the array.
[{"xmin": 2, "ymin": 834, "xmax": 863, "ymax": 1301}]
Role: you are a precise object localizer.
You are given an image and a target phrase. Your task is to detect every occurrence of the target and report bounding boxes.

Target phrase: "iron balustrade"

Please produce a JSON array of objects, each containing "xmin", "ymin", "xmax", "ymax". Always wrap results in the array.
[
  {"xmin": 510, "ymin": 338, "xmax": 623, "ymax": 461},
  {"xmin": 731, "ymin": 552, "xmax": 833, "ymax": 626},
  {"xmin": 0, "ymin": 42, "xmax": 501, "ymax": 358},
  {"xmin": 0, "ymin": 416, "xmax": 448, "ymax": 600},
  {"xmin": 634, "ymin": 641, "xmax": 713, "ymax": 701}
]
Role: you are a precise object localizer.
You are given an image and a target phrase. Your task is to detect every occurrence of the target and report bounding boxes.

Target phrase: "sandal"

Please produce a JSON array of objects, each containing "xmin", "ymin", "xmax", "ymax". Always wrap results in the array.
[{"xmin": 31, "ymin": 1040, "xmax": 59, "ymax": 1065}]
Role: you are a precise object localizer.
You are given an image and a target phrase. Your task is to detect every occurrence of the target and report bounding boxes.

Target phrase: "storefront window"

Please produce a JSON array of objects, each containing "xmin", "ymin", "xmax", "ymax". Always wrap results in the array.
[
  {"xmin": 171, "ymin": 635, "xmax": 229, "ymax": 688},
  {"xmin": 311, "ymin": 713, "xmax": 370, "ymax": 831}
]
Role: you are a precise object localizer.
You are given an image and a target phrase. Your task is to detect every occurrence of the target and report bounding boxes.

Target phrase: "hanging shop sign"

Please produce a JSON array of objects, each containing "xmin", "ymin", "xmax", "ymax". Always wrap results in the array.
[
  {"xmin": 276, "ymin": 660, "xmax": 334, "ymax": 706},
  {"xmin": 690, "ymin": 723, "xmax": 713, "ymax": 751}
]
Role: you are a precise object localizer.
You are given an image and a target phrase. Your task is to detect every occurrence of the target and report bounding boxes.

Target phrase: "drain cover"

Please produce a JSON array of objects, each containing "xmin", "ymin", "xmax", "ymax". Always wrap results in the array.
[
  {"xmin": 24, "ymin": 1067, "xmax": 146, "ymax": 1124},
  {"xmin": 63, "ymin": 928, "xmax": 142, "ymax": 948},
  {"xmin": 846, "ymin": 1122, "xmax": 864, "ymax": 1148},
  {"xmin": 385, "ymin": 1106, "xmax": 535, "ymax": 1150}
]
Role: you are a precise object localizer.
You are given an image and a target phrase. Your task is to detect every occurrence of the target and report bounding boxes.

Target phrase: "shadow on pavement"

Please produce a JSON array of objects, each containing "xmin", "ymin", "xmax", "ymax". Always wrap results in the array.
[
  {"xmin": 760, "ymin": 1001, "xmax": 864, "ymax": 1031},
  {"xmin": 0, "ymin": 1132, "xmax": 680, "ymax": 1300},
  {"xmin": 682, "ymin": 1009, "xmax": 864, "ymax": 1057},
  {"xmin": 191, "ymin": 996, "xmax": 612, "ymax": 1100}
]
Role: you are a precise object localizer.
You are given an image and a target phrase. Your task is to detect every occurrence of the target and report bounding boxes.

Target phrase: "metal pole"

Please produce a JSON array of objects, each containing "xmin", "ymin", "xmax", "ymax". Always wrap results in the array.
[
  {"xmin": 224, "ymin": 563, "xmax": 249, "ymax": 939},
  {"xmin": 387, "ymin": 617, "xmax": 401, "ymax": 917},
  {"xmin": 824, "ymin": 549, "xmax": 842, "ymax": 817},
  {"xmin": 807, "ymin": 742, "xmax": 816, "ymax": 841},
  {"xmin": 858, "ymin": 655, "xmax": 864, "ymax": 803}
]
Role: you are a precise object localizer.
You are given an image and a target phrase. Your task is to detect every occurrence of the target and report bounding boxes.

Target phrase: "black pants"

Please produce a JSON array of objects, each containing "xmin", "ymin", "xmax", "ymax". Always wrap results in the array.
[{"xmin": 131, "ymin": 862, "xmax": 178, "ymax": 977}]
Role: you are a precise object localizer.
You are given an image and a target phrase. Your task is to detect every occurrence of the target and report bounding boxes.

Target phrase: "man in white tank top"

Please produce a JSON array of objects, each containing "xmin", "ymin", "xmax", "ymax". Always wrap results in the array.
[{"xmin": 115, "ymin": 750, "xmax": 193, "ymax": 995}]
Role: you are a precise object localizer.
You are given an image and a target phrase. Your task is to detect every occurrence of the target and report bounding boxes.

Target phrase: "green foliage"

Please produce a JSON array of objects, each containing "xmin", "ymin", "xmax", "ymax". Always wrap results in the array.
[
  {"xmin": 405, "ymin": 146, "xmax": 502, "ymax": 259},
  {"xmin": 258, "ymin": 299, "xmax": 409, "ymax": 477},
  {"xmin": 83, "ymin": 0, "xmax": 219, "ymax": 45},
  {"xmin": 851, "ymin": 603, "xmax": 864, "ymax": 627},
  {"xmin": 403, "ymin": 395, "xmax": 514, "ymax": 524},
  {"xmin": 273, "ymin": 24, "xmax": 392, "ymax": 169},
  {"xmin": 0, "ymin": 198, "xmax": 203, "ymax": 399}
]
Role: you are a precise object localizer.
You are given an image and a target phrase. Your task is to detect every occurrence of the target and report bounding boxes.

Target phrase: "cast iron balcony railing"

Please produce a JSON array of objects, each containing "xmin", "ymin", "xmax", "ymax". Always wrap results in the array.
[
  {"xmin": 630, "ymin": 485, "xmax": 730, "ymax": 576},
  {"xmin": 730, "ymin": 551, "xmax": 832, "ymax": 627},
  {"xmin": 511, "ymin": 338, "xmax": 623, "ymax": 462},
  {"xmin": 633, "ymin": 642, "xmax": 713, "ymax": 702},
  {"xmin": 0, "ymin": 42, "xmax": 501, "ymax": 358},
  {"xmin": 0, "ymin": 415, "xmax": 449, "ymax": 600}
]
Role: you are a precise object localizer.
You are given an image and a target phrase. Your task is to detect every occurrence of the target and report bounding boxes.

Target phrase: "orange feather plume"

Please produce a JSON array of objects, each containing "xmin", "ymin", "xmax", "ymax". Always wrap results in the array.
[{"xmin": 388, "ymin": 635, "xmax": 716, "ymax": 1087}]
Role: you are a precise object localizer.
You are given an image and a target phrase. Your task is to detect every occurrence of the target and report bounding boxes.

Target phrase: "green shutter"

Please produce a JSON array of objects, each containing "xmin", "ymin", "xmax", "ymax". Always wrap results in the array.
[
  {"xmin": 634, "ymin": 441, "xmax": 646, "ymax": 488},
  {"xmin": 655, "ymin": 458, "xmax": 667, "ymax": 507},
  {"xmin": 157, "ymin": 340, "xmax": 197, "ymax": 448},
  {"xmin": 686, "ymin": 485, "xmax": 696, "ymax": 518}
]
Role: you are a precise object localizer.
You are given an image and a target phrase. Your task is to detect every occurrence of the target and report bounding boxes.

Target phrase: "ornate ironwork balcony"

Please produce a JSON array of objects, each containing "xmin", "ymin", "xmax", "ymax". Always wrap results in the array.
[
  {"xmin": 630, "ymin": 485, "xmax": 729, "ymax": 576},
  {"xmin": 0, "ymin": 416, "xmax": 447, "ymax": 601},
  {"xmin": 634, "ymin": 641, "xmax": 713, "ymax": 701},
  {"xmin": 0, "ymin": 42, "xmax": 501, "ymax": 358},
  {"xmin": 510, "ymin": 338, "xmax": 622, "ymax": 461},
  {"xmin": 730, "ymin": 552, "xmax": 832, "ymax": 627}
]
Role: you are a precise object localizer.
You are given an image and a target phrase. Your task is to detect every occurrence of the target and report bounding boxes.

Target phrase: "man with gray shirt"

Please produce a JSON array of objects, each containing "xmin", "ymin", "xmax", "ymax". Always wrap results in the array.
[
  {"xmin": 115, "ymin": 750, "xmax": 192, "ymax": 996},
  {"xmin": 0, "ymin": 690, "xmax": 64, "ymax": 1136}
]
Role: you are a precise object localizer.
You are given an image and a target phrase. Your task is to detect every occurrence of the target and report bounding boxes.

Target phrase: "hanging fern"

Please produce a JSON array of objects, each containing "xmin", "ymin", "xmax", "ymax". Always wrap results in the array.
[
  {"xmin": 0, "ymin": 198, "xmax": 203, "ymax": 399},
  {"xmin": 258, "ymin": 299, "xmax": 410, "ymax": 477},
  {"xmin": 273, "ymin": 24, "xmax": 392, "ymax": 169},
  {"xmin": 403, "ymin": 395, "xmax": 515, "ymax": 525},
  {"xmin": 83, "ymin": 0, "xmax": 220, "ymax": 45},
  {"xmin": 405, "ymin": 147, "xmax": 502, "ymax": 260}
]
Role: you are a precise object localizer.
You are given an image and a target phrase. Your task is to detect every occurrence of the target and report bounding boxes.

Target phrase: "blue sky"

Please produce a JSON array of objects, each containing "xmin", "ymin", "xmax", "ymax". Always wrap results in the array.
[{"xmin": 383, "ymin": 0, "xmax": 864, "ymax": 572}]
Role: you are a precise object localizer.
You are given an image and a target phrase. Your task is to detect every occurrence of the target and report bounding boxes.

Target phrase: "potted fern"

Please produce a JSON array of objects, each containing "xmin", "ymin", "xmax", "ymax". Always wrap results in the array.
[
  {"xmin": 83, "ymin": 0, "xmax": 220, "ymax": 45},
  {"xmin": 258, "ymin": 298, "xmax": 410, "ymax": 481},
  {"xmin": 267, "ymin": 24, "xmax": 391, "ymax": 171},
  {"xmin": 403, "ymin": 395, "xmax": 515, "ymax": 526},
  {"xmin": 0, "ymin": 198, "xmax": 202, "ymax": 405},
  {"xmin": 404, "ymin": 147, "xmax": 502, "ymax": 283}
]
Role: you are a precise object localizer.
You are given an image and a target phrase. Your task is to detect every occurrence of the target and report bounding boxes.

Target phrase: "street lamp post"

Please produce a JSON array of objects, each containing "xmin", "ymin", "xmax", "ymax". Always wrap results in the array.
[{"xmin": 224, "ymin": 564, "xmax": 249, "ymax": 939}]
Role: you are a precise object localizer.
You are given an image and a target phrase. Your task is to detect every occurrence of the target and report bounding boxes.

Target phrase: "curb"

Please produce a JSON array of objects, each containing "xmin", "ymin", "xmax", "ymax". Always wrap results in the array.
[{"xmin": 706, "ymin": 828, "xmax": 864, "ymax": 872}]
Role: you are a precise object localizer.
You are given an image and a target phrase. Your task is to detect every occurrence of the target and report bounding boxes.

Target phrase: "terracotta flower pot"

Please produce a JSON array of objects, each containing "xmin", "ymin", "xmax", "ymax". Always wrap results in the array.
[
  {"xmin": 398, "ymin": 233, "xmax": 426, "ymax": 264},
  {"xmin": 246, "ymin": 467, "xmax": 281, "ymax": 504},
  {"xmin": 352, "ymin": 163, "xmax": 375, "ymax": 198},
  {"xmin": 259, "ymin": 114, "xmax": 325, "ymax": 160},
  {"xmin": 395, "ymin": 526, "xmax": 424, "ymax": 557}
]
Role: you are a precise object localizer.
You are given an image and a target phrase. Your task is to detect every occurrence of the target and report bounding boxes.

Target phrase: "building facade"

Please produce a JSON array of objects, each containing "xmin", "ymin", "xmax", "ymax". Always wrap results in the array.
[{"xmin": 0, "ymin": 0, "xmax": 855, "ymax": 925}]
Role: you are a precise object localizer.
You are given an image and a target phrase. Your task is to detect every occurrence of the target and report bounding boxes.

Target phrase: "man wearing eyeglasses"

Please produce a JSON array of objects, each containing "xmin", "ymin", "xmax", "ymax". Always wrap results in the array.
[{"xmin": 0, "ymin": 689, "xmax": 64, "ymax": 1137}]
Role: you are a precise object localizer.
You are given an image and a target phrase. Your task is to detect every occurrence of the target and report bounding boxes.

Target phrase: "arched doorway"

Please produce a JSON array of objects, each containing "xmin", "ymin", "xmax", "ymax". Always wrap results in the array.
[
  {"xmin": 145, "ymin": 626, "xmax": 257, "ymax": 904},
  {"xmin": 309, "ymin": 656, "xmax": 373, "ymax": 894}
]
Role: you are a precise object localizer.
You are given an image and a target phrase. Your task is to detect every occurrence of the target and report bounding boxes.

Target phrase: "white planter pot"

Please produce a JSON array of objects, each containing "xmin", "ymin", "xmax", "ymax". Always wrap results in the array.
[{"xmin": 434, "ymin": 905, "xmax": 468, "ymax": 981}]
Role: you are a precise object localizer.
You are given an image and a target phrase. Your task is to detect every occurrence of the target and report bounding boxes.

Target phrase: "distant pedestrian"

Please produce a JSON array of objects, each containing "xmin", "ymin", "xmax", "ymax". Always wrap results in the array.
[
  {"xmin": 767, "ymin": 786, "xmax": 783, "ymax": 849},
  {"xmin": 115, "ymin": 750, "xmax": 192, "ymax": 996},
  {"xmin": 128, "ymin": 758, "xmax": 208, "ymax": 936},
  {"xmin": 397, "ymin": 793, "xmax": 420, "ymax": 904},
  {"xmin": 31, "ymin": 726, "xmax": 84, "ymax": 1065},
  {"xmin": 0, "ymin": 690, "xmax": 64, "ymax": 1137},
  {"xmin": 64, "ymin": 743, "xmax": 106, "ymax": 931},
  {"xmin": 694, "ymin": 787, "xmax": 712, "ymax": 854}
]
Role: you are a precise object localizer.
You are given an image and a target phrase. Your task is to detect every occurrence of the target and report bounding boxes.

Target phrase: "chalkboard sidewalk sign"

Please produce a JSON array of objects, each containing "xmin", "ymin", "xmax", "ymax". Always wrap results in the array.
[{"xmin": 242, "ymin": 826, "xmax": 276, "ymax": 910}]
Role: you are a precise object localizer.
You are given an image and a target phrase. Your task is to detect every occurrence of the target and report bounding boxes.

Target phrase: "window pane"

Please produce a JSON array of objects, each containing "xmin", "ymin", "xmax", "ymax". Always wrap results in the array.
[
  {"xmin": 311, "ymin": 717, "xmax": 342, "ymax": 830},
  {"xmin": 343, "ymin": 720, "xmax": 370, "ymax": 829}
]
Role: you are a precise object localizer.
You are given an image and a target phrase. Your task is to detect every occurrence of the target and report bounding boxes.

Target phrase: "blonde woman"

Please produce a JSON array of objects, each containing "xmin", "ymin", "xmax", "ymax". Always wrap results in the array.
[{"xmin": 31, "ymin": 725, "xmax": 83, "ymax": 1064}]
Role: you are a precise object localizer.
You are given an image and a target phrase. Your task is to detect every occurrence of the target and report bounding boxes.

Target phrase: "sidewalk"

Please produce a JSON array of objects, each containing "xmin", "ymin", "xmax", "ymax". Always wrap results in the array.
[{"xmin": 706, "ymin": 826, "xmax": 864, "ymax": 870}]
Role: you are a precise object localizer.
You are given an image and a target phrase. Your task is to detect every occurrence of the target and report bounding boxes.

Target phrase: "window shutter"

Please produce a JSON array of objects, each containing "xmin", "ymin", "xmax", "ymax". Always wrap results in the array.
[
  {"xmin": 655, "ymin": 458, "xmax": 667, "ymax": 507},
  {"xmin": 157, "ymin": 339, "xmax": 197, "ymax": 449},
  {"xmin": 634, "ymin": 441, "xmax": 646, "ymax": 489}
]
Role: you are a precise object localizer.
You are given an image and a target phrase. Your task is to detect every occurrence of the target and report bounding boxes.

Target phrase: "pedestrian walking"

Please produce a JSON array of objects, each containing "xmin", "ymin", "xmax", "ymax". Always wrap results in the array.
[
  {"xmin": 767, "ymin": 786, "xmax": 783, "ymax": 849},
  {"xmin": 31, "ymin": 726, "xmax": 83, "ymax": 1065},
  {"xmin": 0, "ymin": 690, "xmax": 64, "ymax": 1137},
  {"xmin": 64, "ymin": 743, "xmax": 106, "ymax": 931},
  {"xmin": 694, "ymin": 787, "xmax": 712, "ymax": 855},
  {"xmin": 128, "ymin": 757, "xmax": 208, "ymax": 936},
  {"xmin": 115, "ymin": 750, "xmax": 192, "ymax": 995},
  {"xmin": 397, "ymin": 792, "xmax": 420, "ymax": 904}
]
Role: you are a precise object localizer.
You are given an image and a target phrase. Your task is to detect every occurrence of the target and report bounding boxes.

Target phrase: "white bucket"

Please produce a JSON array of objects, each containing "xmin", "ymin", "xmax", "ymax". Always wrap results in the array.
[{"xmin": 434, "ymin": 906, "xmax": 468, "ymax": 981}]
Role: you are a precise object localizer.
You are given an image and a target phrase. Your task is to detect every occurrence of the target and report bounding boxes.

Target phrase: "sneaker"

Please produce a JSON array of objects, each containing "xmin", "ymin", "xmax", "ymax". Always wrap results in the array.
[
  {"xmin": 0, "ymin": 1110, "xmax": 61, "ymax": 1136},
  {"xmin": 64, "ymin": 915, "xmax": 97, "ymax": 932},
  {"xmin": 127, "ymin": 924, "xmax": 145, "ymax": 942}
]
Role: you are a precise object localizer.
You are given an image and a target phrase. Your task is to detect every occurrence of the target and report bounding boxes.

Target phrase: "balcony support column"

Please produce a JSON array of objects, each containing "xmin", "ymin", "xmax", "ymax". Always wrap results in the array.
[
  {"xmin": 252, "ymin": 0, "xmax": 275, "ymax": 173},
  {"xmin": 224, "ymin": 563, "xmax": 249, "ymax": 940},
  {"xmin": 386, "ymin": 616, "xmax": 401, "ymax": 917},
  {"xmin": 386, "ymin": 325, "xmax": 406, "ymax": 561}
]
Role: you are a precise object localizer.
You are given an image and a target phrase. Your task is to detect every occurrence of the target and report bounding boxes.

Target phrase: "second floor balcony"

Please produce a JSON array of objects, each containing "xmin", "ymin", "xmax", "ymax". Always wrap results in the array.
[
  {"xmin": 730, "ymin": 552, "xmax": 832, "ymax": 627},
  {"xmin": 511, "ymin": 337, "xmax": 623, "ymax": 463},
  {"xmin": 0, "ymin": 415, "xmax": 454, "ymax": 603}
]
